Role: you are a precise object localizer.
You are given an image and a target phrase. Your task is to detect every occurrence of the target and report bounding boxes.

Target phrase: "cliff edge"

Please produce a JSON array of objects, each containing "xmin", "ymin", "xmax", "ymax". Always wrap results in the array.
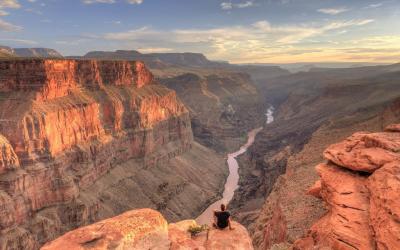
[
  {"xmin": 293, "ymin": 124, "xmax": 400, "ymax": 249},
  {"xmin": 42, "ymin": 208, "xmax": 254, "ymax": 250}
]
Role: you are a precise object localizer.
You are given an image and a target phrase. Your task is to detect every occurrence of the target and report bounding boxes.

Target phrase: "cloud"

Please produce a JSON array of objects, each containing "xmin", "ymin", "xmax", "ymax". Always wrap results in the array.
[
  {"xmin": 0, "ymin": 1, "xmax": 23, "ymax": 31},
  {"xmin": 318, "ymin": 7, "xmax": 349, "ymax": 15},
  {"xmin": 83, "ymin": 0, "xmax": 115, "ymax": 4},
  {"xmin": 82, "ymin": 0, "xmax": 143, "ymax": 4},
  {"xmin": 0, "ymin": 18, "xmax": 22, "ymax": 31},
  {"xmin": 126, "ymin": 0, "xmax": 143, "ymax": 4},
  {"xmin": 0, "ymin": 38, "xmax": 36, "ymax": 44},
  {"xmin": 101, "ymin": 18, "xmax": 376, "ymax": 63},
  {"xmin": 138, "ymin": 47, "xmax": 173, "ymax": 53},
  {"xmin": 365, "ymin": 3, "xmax": 383, "ymax": 9},
  {"xmin": 221, "ymin": 1, "xmax": 254, "ymax": 10},
  {"xmin": 0, "ymin": 0, "xmax": 21, "ymax": 9}
]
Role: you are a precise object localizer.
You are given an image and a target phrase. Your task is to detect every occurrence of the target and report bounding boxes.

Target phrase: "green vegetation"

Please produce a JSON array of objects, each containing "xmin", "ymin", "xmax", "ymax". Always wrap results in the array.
[{"xmin": 188, "ymin": 224, "xmax": 209, "ymax": 237}]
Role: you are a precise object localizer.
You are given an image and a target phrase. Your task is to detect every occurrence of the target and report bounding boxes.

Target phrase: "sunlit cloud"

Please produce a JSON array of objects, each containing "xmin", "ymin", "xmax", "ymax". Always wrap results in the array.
[
  {"xmin": 138, "ymin": 47, "xmax": 173, "ymax": 53},
  {"xmin": 0, "ymin": 18, "xmax": 22, "ymax": 31},
  {"xmin": 126, "ymin": 0, "xmax": 143, "ymax": 4},
  {"xmin": 0, "ymin": 0, "xmax": 21, "ymax": 9},
  {"xmin": 0, "ymin": 38, "xmax": 36, "ymax": 44},
  {"xmin": 365, "ymin": 3, "xmax": 383, "ymax": 9},
  {"xmin": 318, "ymin": 7, "xmax": 349, "ymax": 15},
  {"xmin": 221, "ymin": 1, "xmax": 254, "ymax": 10},
  {"xmin": 83, "ymin": 0, "xmax": 116, "ymax": 4},
  {"xmin": 101, "ymin": 18, "xmax": 378, "ymax": 63},
  {"xmin": 82, "ymin": 0, "xmax": 143, "ymax": 4}
]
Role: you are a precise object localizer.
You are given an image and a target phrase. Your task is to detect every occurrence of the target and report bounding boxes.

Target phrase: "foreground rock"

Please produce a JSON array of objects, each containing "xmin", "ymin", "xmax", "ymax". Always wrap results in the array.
[
  {"xmin": 42, "ymin": 209, "xmax": 253, "ymax": 250},
  {"xmin": 294, "ymin": 124, "xmax": 400, "ymax": 249}
]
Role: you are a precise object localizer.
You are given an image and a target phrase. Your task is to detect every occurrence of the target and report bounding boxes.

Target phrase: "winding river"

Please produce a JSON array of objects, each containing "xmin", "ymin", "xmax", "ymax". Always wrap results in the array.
[{"xmin": 196, "ymin": 107, "xmax": 274, "ymax": 225}]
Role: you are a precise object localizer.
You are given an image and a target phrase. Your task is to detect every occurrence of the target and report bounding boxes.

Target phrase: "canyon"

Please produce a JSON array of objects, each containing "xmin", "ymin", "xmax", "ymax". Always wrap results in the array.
[
  {"xmin": 0, "ymin": 58, "xmax": 235, "ymax": 249},
  {"xmin": 0, "ymin": 50, "xmax": 399, "ymax": 250}
]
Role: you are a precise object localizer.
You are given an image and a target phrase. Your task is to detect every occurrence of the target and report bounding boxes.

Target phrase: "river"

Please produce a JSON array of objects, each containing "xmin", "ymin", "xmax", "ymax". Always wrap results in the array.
[{"xmin": 196, "ymin": 106, "xmax": 274, "ymax": 225}]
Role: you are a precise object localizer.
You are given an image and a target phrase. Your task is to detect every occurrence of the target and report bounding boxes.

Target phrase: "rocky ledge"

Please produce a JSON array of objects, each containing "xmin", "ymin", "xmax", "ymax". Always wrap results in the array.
[
  {"xmin": 42, "ymin": 208, "xmax": 253, "ymax": 250},
  {"xmin": 294, "ymin": 124, "xmax": 400, "ymax": 250}
]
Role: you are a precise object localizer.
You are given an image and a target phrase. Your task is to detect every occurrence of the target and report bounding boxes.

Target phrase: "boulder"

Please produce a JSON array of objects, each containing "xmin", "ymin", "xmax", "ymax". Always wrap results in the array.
[
  {"xmin": 323, "ymin": 132, "xmax": 399, "ymax": 173},
  {"xmin": 41, "ymin": 209, "xmax": 170, "ymax": 250}
]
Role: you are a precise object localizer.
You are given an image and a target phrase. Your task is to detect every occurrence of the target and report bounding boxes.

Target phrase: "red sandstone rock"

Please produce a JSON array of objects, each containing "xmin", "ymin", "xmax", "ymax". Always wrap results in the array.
[
  {"xmin": 41, "ymin": 209, "xmax": 170, "ymax": 250},
  {"xmin": 296, "ymin": 124, "xmax": 400, "ymax": 250},
  {"xmin": 306, "ymin": 179, "xmax": 322, "ymax": 198},
  {"xmin": 169, "ymin": 220, "xmax": 254, "ymax": 250},
  {"xmin": 169, "ymin": 220, "xmax": 205, "ymax": 249},
  {"xmin": 368, "ymin": 162, "xmax": 400, "ymax": 250},
  {"xmin": 323, "ymin": 132, "xmax": 400, "ymax": 172},
  {"xmin": 311, "ymin": 163, "xmax": 374, "ymax": 250},
  {"xmin": 0, "ymin": 59, "xmax": 193, "ymax": 248},
  {"xmin": 385, "ymin": 123, "xmax": 400, "ymax": 132},
  {"xmin": 42, "ymin": 210, "xmax": 254, "ymax": 250},
  {"xmin": 261, "ymin": 202, "xmax": 287, "ymax": 250},
  {"xmin": 0, "ymin": 135, "xmax": 19, "ymax": 174},
  {"xmin": 0, "ymin": 59, "xmax": 153, "ymax": 101}
]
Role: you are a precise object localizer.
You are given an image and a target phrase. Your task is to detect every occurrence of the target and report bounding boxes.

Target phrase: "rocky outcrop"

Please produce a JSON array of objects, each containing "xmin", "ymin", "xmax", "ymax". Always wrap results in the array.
[
  {"xmin": 41, "ymin": 209, "xmax": 169, "ymax": 250},
  {"xmin": 0, "ymin": 135, "xmax": 19, "ymax": 174},
  {"xmin": 0, "ymin": 59, "xmax": 228, "ymax": 249},
  {"xmin": 42, "ymin": 209, "xmax": 254, "ymax": 250},
  {"xmin": 294, "ymin": 124, "xmax": 400, "ymax": 250}
]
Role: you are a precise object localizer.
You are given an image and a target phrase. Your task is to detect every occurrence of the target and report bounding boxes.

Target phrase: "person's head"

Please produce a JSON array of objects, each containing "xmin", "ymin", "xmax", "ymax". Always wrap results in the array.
[{"xmin": 220, "ymin": 204, "xmax": 226, "ymax": 211}]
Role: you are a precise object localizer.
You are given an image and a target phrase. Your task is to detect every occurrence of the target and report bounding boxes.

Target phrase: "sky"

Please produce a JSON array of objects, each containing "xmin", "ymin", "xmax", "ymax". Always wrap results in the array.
[{"xmin": 0, "ymin": 0, "xmax": 399, "ymax": 63}]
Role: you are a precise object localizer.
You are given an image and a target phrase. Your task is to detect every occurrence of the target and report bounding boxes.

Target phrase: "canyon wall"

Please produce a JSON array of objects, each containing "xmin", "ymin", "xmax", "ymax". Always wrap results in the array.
[
  {"xmin": 0, "ymin": 59, "xmax": 227, "ymax": 249},
  {"xmin": 160, "ymin": 72, "xmax": 265, "ymax": 152}
]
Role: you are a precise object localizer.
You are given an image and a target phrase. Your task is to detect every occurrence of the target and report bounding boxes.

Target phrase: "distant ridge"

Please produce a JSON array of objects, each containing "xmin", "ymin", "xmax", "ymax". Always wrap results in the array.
[
  {"xmin": 0, "ymin": 45, "xmax": 63, "ymax": 58},
  {"xmin": 79, "ymin": 50, "xmax": 227, "ymax": 68},
  {"xmin": 0, "ymin": 46, "xmax": 15, "ymax": 58},
  {"xmin": 13, "ymin": 48, "xmax": 63, "ymax": 58}
]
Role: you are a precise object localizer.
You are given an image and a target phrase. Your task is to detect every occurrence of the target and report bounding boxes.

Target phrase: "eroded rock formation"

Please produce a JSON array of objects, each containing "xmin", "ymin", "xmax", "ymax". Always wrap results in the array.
[
  {"xmin": 42, "ymin": 208, "xmax": 254, "ymax": 250},
  {"xmin": 294, "ymin": 124, "xmax": 400, "ymax": 250},
  {"xmin": 0, "ymin": 59, "xmax": 228, "ymax": 249}
]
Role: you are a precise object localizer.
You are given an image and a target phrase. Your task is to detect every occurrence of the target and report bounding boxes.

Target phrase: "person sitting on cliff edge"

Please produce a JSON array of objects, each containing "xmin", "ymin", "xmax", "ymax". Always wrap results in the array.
[{"xmin": 213, "ymin": 204, "xmax": 234, "ymax": 230}]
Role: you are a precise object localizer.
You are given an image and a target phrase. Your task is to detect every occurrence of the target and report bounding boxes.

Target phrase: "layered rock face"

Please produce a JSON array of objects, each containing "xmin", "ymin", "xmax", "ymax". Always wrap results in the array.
[
  {"xmin": 0, "ymin": 59, "xmax": 204, "ymax": 249},
  {"xmin": 293, "ymin": 124, "xmax": 400, "ymax": 250},
  {"xmin": 42, "ymin": 208, "xmax": 254, "ymax": 250},
  {"xmin": 0, "ymin": 59, "xmax": 153, "ymax": 101}
]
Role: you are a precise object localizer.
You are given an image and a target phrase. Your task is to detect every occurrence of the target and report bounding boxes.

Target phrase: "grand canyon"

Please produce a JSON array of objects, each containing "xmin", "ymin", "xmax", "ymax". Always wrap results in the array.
[{"xmin": 0, "ymin": 0, "xmax": 399, "ymax": 249}]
